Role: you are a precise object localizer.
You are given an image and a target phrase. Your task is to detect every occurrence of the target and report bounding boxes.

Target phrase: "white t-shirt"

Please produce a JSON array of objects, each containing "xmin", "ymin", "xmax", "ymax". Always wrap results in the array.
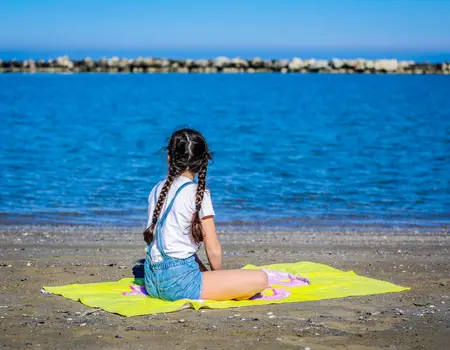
[{"xmin": 147, "ymin": 175, "xmax": 215, "ymax": 262}]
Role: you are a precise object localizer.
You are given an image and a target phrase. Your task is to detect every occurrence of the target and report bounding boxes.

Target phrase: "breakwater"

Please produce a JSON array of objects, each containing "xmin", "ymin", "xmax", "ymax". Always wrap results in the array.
[{"xmin": 1, "ymin": 56, "xmax": 450, "ymax": 74}]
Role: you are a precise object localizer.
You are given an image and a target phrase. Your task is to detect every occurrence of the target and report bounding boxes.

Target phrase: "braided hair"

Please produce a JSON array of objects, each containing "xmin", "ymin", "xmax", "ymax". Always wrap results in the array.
[{"xmin": 143, "ymin": 129, "xmax": 212, "ymax": 244}]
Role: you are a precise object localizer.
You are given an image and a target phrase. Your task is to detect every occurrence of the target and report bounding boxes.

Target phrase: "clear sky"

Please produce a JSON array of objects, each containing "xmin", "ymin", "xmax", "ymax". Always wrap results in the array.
[{"xmin": 1, "ymin": 0, "xmax": 450, "ymax": 58}]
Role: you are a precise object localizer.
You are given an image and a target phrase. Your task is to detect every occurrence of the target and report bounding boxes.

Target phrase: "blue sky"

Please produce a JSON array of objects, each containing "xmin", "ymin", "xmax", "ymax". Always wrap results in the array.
[{"xmin": 1, "ymin": 0, "xmax": 450, "ymax": 58}]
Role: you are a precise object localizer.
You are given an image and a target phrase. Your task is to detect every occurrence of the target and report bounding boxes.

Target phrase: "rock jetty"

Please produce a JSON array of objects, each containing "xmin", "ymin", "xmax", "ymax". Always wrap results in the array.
[{"xmin": 1, "ymin": 56, "xmax": 449, "ymax": 74}]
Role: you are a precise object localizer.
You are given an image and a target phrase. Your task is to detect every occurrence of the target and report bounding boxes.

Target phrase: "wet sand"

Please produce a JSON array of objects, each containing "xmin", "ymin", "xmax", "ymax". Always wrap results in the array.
[{"xmin": 1, "ymin": 226, "xmax": 449, "ymax": 349}]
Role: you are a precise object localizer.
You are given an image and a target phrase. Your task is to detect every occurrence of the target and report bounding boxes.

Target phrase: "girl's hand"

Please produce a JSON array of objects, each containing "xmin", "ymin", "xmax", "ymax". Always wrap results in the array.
[{"xmin": 195, "ymin": 254, "xmax": 209, "ymax": 272}]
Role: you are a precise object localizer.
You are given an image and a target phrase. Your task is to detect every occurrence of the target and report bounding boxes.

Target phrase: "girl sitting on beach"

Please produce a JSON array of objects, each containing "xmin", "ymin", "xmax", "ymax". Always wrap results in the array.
[{"xmin": 143, "ymin": 128, "xmax": 268, "ymax": 301}]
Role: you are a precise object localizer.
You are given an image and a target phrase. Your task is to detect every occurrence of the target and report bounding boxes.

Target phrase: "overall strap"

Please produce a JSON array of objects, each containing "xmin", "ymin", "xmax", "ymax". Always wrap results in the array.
[{"xmin": 154, "ymin": 181, "xmax": 195, "ymax": 259}]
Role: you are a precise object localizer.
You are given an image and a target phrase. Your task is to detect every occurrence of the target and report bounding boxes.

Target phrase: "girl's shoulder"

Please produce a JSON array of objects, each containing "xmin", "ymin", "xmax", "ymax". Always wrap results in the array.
[
  {"xmin": 147, "ymin": 178, "xmax": 212, "ymax": 204},
  {"xmin": 183, "ymin": 182, "xmax": 212, "ymax": 196}
]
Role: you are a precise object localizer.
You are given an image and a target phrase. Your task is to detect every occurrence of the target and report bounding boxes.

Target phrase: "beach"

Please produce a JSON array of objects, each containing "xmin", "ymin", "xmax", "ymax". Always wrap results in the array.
[
  {"xmin": 3, "ymin": 1, "xmax": 450, "ymax": 349},
  {"xmin": 1, "ymin": 226, "xmax": 449, "ymax": 349}
]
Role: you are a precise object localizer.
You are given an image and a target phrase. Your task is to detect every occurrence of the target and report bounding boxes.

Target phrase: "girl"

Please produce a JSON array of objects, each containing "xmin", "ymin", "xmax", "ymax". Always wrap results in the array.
[{"xmin": 143, "ymin": 128, "xmax": 268, "ymax": 301}]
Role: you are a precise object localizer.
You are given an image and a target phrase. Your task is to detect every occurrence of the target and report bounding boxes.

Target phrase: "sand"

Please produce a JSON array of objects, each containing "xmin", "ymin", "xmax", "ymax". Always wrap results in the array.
[{"xmin": 1, "ymin": 226, "xmax": 449, "ymax": 349}]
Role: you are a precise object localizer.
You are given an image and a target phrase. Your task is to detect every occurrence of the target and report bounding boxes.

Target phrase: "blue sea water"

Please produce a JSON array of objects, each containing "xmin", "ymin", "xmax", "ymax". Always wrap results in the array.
[{"xmin": 0, "ymin": 74, "xmax": 449, "ymax": 230}]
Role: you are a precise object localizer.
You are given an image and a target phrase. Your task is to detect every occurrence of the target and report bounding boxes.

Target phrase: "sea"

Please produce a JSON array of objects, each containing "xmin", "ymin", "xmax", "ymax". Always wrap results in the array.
[{"xmin": 1, "ymin": 73, "xmax": 449, "ymax": 230}]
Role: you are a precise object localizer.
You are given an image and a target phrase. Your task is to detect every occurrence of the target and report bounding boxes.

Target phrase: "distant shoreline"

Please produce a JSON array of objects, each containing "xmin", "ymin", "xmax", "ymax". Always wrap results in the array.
[{"xmin": 1, "ymin": 56, "xmax": 449, "ymax": 74}]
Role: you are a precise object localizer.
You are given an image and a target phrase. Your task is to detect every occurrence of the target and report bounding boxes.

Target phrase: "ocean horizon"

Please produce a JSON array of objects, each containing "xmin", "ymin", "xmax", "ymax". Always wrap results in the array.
[{"xmin": 2, "ymin": 49, "xmax": 450, "ymax": 63}]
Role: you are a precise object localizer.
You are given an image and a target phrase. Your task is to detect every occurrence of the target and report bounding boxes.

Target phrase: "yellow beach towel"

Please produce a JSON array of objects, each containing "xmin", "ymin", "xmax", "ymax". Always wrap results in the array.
[{"xmin": 44, "ymin": 261, "xmax": 409, "ymax": 317}]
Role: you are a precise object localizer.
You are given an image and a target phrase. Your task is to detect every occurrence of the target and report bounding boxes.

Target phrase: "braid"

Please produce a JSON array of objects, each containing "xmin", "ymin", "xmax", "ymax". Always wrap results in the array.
[
  {"xmin": 190, "ymin": 165, "xmax": 208, "ymax": 244},
  {"xmin": 145, "ymin": 128, "xmax": 212, "ymax": 245},
  {"xmin": 143, "ymin": 167, "xmax": 177, "ymax": 244}
]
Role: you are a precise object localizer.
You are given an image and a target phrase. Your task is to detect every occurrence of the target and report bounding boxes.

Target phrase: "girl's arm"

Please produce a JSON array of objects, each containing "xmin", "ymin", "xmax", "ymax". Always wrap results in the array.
[{"xmin": 202, "ymin": 216, "xmax": 222, "ymax": 271}]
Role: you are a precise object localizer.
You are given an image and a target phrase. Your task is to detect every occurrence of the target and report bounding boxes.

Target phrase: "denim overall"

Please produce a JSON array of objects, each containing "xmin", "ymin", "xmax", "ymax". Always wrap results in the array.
[{"xmin": 144, "ymin": 181, "xmax": 203, "ymax": 301}]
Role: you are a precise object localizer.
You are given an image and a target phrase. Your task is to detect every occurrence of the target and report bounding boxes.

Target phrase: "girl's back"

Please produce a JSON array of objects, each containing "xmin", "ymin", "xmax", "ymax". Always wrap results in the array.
[{"xmin": 147, "ymin": 176, "xmax": 214, "ymax": 263}]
